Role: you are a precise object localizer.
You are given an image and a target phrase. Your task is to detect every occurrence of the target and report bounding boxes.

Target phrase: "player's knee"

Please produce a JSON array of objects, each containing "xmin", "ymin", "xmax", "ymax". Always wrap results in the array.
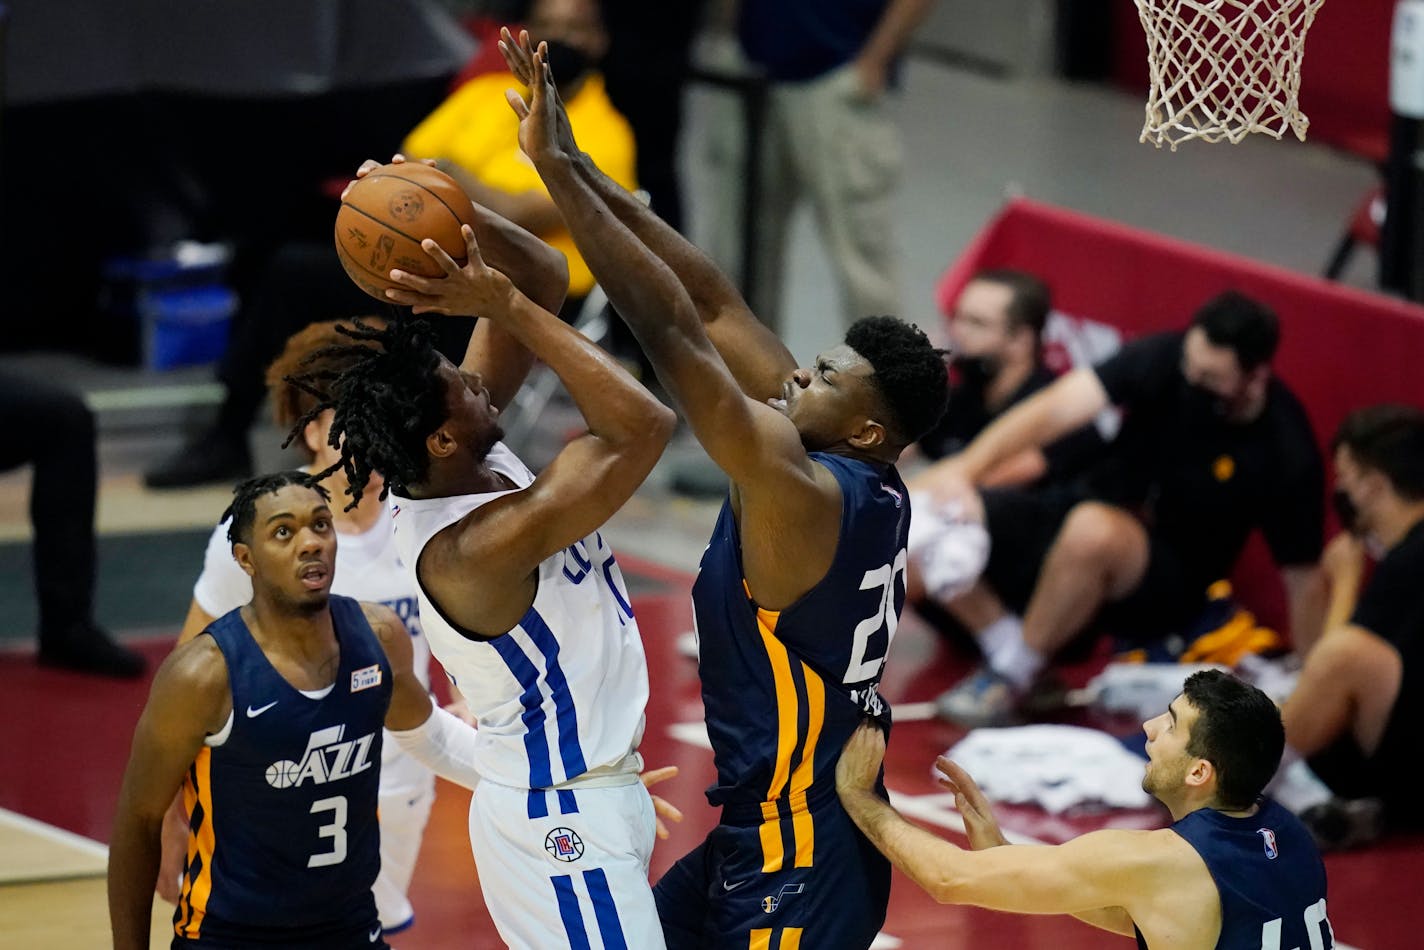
[{"xmin": 1056, "ymin": 502, "xmax": 1138, "ymax": 564}]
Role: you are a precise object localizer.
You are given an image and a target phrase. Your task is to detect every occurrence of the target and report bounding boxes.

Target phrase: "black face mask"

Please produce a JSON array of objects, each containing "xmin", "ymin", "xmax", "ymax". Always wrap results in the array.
[
  {"xmin": 542, "ymin": 39, "xmax": 594, "ymax": 90},
  {"xmin": 1179, "ymin": 382, "xmax": 1230, "ymax": 426},
  {"xmin": 954, "ymin": 355, "xmax": 998, "ymax": 389},
  {"xmin": 1332, "ymin": 488, "xmax": 1362, "ymax": 535}
]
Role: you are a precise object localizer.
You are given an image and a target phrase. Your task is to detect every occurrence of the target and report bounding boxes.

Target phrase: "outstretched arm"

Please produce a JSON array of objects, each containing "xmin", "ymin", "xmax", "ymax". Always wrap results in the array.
[
  {"xmin": 503, "ymin": 36, "xmax": 815, "ymax": 498},
  {"xmin": 110, "ymin": 640, "xmax": 230, "ymax": 950},
  {"xmin": 386, "ymin": 227, "xmax": 675, "ymax": 634},
  {"xmin": 502, "ymin": 29, "xmax": 796, "ymax": 402}
]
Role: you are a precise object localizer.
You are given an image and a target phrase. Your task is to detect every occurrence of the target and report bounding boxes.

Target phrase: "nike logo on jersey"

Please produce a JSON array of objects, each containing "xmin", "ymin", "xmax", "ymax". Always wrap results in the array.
[
  {"xmin": 246, "ymin": 701, "xmax": 278, "ymax": 718},
  {"xmin": 369, "ymin": 925, "xmax": 382, "ymax": 942},
  {"xmin": 722, "ymin": 879, "xmax": 746, "ymax": 892}
]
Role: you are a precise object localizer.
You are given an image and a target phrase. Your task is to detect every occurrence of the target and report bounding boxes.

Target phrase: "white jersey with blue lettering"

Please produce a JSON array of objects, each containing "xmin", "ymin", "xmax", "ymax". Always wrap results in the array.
[
  {"xmin": 391, "ymin": 442, "xmax": 661, "ymax": 950},
  {"xmin": 389, "ymin": 441, "xmax": 649, "ymax": 790}
]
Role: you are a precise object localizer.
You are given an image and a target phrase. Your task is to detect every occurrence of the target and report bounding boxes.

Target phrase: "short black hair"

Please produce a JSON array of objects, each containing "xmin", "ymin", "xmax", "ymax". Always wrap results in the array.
[
  {"xmin": 222, "ymin": 471, "xmax": 331, "ymax": 546},
  {"xmin": 973, "ymin": 268, "xmax": 1051, "ymax": 337},
  {"xmin": 1332, "ymin": 404, "xmax": 1424, "ymax": 501},
  {"xmin": 844, "ymin": 316, "xmax": 951, "ymax": 445},
  {"xmin": 284, "ymin": 318, "xmax": 451, "ymax": 509},
  {"xmin": 1191, "ymin": 291, "xmax": 1280, "ymax": 372},
  {"xmin": 1181, "ymin": 669, "xmax": 1284, "ymax": 811}
]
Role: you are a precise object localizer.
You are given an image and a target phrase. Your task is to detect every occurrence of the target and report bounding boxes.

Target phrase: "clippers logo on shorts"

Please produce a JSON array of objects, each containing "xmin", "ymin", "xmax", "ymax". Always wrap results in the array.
[
  {"xmin": 761, "ymin": 883, "xmax": 805, "ymax": 913},
  {"xmin": 1258, "ymin": 827, "xmax": 1279, "ymax": 859},
  {"xmin": 265, "ymin": 724, "xmax": 377, "ymax": 789},
  {"xmin": 545, "ymin": 827, "xmax": 585, "ymax": 862},
  {"xmin": 350, "ymin": 664, "xmax": 383, "ymax": 692}
]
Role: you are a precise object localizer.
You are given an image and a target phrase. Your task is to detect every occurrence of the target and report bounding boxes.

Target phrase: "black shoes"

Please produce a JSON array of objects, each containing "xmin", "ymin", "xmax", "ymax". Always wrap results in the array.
[
  {"xmin": 1299, "ymin": 796, "xmax": 1385, "ymax": 851},
  {"xmin": 38, "ymin": 624, "xmax": 146, "ymax": 679},
  {"xmin": 144, "ymin": 432, "xmax": 251, "ymax": 489}
]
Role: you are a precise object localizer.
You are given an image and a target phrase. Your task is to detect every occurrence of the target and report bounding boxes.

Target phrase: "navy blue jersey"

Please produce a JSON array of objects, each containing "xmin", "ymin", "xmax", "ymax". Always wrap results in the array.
[
  {"xmin": 1136, "ymin": 799, "xmax": 1333, "ymax": 949},
  {"xmin": 174, "ymin": 595, "xmax": 391, "ymax": 945},
  {"xmin": 692, "ymin": 454, "xmax": 908, "ymax": 844}
]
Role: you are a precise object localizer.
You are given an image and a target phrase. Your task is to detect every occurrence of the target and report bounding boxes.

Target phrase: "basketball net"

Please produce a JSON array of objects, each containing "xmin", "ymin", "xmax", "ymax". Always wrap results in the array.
[{"xmin": 1135, "ymin": 0, "xmax": 1326, "ymax": 149}]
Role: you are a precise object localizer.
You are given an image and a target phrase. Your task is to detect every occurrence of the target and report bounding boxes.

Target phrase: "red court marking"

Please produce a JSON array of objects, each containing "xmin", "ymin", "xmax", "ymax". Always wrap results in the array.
[{"xmin": 2, "ymin": 584, "xmax": 1418, "ymax": 947}]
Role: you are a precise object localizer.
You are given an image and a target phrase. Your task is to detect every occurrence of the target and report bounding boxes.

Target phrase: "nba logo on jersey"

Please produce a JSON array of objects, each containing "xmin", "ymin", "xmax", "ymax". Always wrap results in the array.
[
  {"xmin": 545, "ymin": 827, "xmax": 585, "ymax": 862},
  {"xmin": 1258, "ymin": 827, "xmax": 1279, "ymax": 859}
]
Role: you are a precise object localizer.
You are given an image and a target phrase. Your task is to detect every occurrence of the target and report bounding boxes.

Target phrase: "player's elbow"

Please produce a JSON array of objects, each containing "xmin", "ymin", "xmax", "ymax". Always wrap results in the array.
[{"xmin": 927, "ymin": 867, "xmax": 969, "ymax": 904}]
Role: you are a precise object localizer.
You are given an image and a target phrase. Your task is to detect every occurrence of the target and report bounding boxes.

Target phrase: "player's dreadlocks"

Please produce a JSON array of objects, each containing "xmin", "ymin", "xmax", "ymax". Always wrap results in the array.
[
  {"xmin": 283, "ymin": 318, "xmax": 450, "ymax": 509},
  {"xmin": 223, "ymin": 471, "xmax": 331, "ymax": 545}
]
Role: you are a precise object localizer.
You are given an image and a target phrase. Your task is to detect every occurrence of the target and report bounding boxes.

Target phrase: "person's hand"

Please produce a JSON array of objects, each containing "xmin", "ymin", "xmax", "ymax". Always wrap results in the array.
[
  {"xmin": 934, "ymin": 757, "xmax": 1009, "ymax": 850},
  {"xmin": 850, "ymin": 54, "xmax": 889, "ymax": 101},
  {"xmin": 639, "ymin": 765, "xmax": 685, "ymax": 840},
  {"xmin": 155, "ymin": 794, "xmax": 189, "ymax": 903},
  {"xmin": 906, "ymin": 458, "xmax": 982, "ymax": 521},
  {"xmin": 499, "ymin": 29, "xmax": 581, "ymax": 164},
  {"xmin": 384, "ymin": 225, "xmax": 515, "ymax": 317},
  {"xmin": 1321, "ymin": 531, "xmax": 1366, "ymax": 587},
  {"xmin": 836, "ymin": 720, "xmax": 887, "ymax": 795},
  {"xmin": 444, "ymin": 697, "xmax": 478, "ymax": 728},
  {"xmin": 340, "ymin": 153, "xmax": 437, "ymax": 201}
]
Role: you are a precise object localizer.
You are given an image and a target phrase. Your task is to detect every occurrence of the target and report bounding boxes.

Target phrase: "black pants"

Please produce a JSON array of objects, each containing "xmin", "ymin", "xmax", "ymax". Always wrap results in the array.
[{"xmin": 0, "ymin": 371, "xmax": 98, "ymax": 636}]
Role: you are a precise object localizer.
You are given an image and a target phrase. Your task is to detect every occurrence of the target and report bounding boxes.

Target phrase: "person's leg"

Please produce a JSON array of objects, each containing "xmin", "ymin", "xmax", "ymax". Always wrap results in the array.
[
  {"xmin": 781, "ymin": 64, "xmax": 903, "ymax": 327},
  {"xmin": 0, "ymin": 372, "xmax": 144, "ymax": 676},
  {"xmin": 1283, "ymin": 627, "xmax": 1403, "ymax": 760}
]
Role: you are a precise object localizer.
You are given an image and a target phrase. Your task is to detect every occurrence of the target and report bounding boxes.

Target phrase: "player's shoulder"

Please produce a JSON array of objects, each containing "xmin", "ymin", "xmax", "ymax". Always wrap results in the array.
[
  {"xmin": 358, "ymin": 600, "xmax": 405, "ymax": 642},
  {"xmin": 153, "ymin": 632, "xmax": 232, "ymax": 710}
]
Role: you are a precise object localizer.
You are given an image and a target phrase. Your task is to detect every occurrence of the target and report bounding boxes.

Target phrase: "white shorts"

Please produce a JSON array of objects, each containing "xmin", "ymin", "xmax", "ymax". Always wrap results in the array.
[
  {"xmin": 906, "ymin": 489, "xmax": 991, "ymax": 602},
  {"xmin": 468, "ymin": 779, "xmax": 665, "ymax": 950},
  {"xmin": 374, "ymin": 748, "xmax": 436, "ymax": 931}
]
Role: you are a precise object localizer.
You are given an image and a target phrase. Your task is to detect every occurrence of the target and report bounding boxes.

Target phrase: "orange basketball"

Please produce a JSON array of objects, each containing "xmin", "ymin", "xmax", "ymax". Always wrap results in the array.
[{"xmin": 334, "ymin": 162, "xmax": 480, "ymax": 302}]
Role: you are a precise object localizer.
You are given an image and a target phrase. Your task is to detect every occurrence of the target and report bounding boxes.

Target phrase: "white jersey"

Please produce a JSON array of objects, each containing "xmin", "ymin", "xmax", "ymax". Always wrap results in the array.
[
  {"xmin": 192, "ymin": 500, "xmax": 432, "ymax": 784},
  {"xmin": 390, "ymin": 442, "xmax": 649, "ymax": 791}
]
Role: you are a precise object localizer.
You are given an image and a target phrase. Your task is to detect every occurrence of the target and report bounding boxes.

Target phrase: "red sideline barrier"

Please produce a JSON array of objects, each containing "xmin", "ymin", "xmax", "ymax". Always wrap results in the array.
[{"xmin": 936, "ymin": 197, "xmax": 1424, "ymax": 638}]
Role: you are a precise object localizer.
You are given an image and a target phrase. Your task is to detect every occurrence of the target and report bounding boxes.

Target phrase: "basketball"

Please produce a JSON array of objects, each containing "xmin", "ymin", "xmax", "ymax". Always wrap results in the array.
[{"xmin": 334, "ymin": 162, "xmax": 480, "ymax": 301}]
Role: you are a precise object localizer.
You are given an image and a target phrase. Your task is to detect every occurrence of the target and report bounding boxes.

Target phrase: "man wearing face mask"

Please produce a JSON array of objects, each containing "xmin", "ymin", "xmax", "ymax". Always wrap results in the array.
[
  {"xmin": 903, "ymin": 271, "xmax": 1105, "ymax": 641},
  {"xmin": 1270, "ymin": 405, "xmax": 1424, "ymax": 848},
  {"xmin": 401, "ymin": 0, "xmax": 636, "ymax": 309},
  {"xmin": 919, "ymin": 291, "xmax": 1325, "ymax": 727}
]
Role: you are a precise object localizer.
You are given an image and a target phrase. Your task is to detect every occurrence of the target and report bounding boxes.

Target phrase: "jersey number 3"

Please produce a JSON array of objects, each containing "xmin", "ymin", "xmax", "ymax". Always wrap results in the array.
[{"xmin": 844, "ymin": 550, "xmax": 907, "ymax": 685}]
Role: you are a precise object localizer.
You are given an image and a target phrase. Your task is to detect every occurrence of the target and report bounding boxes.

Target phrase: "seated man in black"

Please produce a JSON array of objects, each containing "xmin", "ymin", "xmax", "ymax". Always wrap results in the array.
[
  {"xmin": 904, "ymin": 269, "xmax": 1104, "ymax": 643},
  {"xmin": 918, "ymin": 291, "xmax": 1324, "ymax": 726},
  {"xmin": 1277, "ymin": 404, "xmax": 1424, "ymax": 848}
]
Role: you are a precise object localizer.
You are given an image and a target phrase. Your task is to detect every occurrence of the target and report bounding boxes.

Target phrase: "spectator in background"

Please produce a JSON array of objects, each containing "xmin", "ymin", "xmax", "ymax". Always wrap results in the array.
[
  {"xmin": 920, "ymin": 292, "xmax": 1325, "ymax": 727},
  {"xmin": 705, "ymin": 0, "xmax": 934, "ymax": 331},
  {"xmin": 904, "ymin": 270, "xmax": 1105, "ymax": 644},
  {"xmin": 144, "ymin": 0, "xmax": 635, "ymax": 489},
  {"xmin": 0, "ymin": 370, "xmax": 145, "ymax": 677},
  {"xmin": 1274, "ymin": 404, "xmax": 1424, "ymax": 849}
]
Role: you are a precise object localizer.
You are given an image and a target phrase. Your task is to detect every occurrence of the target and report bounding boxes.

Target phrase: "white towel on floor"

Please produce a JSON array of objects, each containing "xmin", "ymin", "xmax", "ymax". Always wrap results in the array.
[{"xmin": 943, "ymin": 724, "xmax": 1153, "ymax": 814}]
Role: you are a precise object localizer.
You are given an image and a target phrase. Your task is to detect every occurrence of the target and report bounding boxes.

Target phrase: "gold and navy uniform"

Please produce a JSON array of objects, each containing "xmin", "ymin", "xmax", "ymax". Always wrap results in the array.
[
  {"xmin": 655, "ymin": 453, "xmax": 908, "ymax": 949},
  {"xmin": 173, "ymin": 595, "xmax": 392, "ymax": 948}
]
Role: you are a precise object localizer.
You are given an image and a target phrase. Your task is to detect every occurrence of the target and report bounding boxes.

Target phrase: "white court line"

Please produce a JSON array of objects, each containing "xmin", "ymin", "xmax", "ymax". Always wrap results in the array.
[{"xmin": 0, "ymin": 807, "xmax": 108, "ymax": 858}]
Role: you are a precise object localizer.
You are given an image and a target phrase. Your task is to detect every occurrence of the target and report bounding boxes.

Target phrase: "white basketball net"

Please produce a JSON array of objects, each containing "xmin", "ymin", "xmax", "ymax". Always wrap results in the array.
[{"xmin": 1135, "ymin": 0, "xmax": 1326, "ymax": 149}]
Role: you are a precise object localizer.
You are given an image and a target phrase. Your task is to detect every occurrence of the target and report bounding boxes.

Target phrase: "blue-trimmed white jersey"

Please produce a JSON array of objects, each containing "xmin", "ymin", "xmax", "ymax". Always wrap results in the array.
[{"xmin": 390, "ymin": 443, "xmax": 649, "ymax": 791}]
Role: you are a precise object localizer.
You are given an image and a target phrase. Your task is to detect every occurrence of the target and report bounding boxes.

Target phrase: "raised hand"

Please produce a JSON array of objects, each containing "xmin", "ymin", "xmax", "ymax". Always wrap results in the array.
[
  {"xmin": 639, "ymin": 765, "xmax": 685, "ymax": 841},
  {"xmin": 935, "ymin": 757, "xmax": 1009, "ymax": 850},
  {"xmin": 383, "ymin": 225, "xmax": 514, "ymax": 318},
  {"xmin": 499, "ymin": 28, "xmax": 581, "ymax": 164}
]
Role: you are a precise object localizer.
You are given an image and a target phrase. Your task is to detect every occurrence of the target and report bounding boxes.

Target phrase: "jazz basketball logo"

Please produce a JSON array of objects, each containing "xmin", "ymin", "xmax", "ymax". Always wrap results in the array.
[
  {"xmin": 762, "ymin": 883, "xmax": 805, "ymax": 913},
  {"xmin": 545, "ymin": 827, "xmax": 585, "ymax": 863},
  {"xmin": 1257, "ymin": 827, "xmax": 1279, "ymax": 859},
  {"xmin": 265, "ymin": 724, "xmax": 376, "ymax": 789}
]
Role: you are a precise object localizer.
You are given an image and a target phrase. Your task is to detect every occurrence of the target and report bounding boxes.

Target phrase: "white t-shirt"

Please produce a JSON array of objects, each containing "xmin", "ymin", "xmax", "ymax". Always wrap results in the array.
[
  {"xmin": 192, "ymin": 499, "xmax": 433, "ymax": 792},
  {"xmin": 391, "ymin": 442, "xmax": 648, "ymax": 790}
]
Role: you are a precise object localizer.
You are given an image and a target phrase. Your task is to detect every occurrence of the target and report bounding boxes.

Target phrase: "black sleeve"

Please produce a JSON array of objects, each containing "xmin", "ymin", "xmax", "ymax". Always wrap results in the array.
[
  {"xmin": 1042, "ymin": 423, "xmax": 1108, "ymax": 481},
  {"xmin": 1352, "ymin": 536, "xmax": 1424, "ymax": 643},
  {"xmin": 1092, "ymin": 332, "xmax": 1184, "ymax": 407},
  {"xmin": 1259, "ymin": 401, "xmax": 1325, "ymax": 567}
]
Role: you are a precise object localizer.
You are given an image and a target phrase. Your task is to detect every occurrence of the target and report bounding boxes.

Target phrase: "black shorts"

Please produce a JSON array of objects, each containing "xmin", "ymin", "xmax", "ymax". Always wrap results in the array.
[
  {"xmin": 981, "ymin": 488, "xmax": 1209, "ymax": 644},
  {"xmin": 653, "ymin": 798, "xmax": 890, "ymax": 949}
]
